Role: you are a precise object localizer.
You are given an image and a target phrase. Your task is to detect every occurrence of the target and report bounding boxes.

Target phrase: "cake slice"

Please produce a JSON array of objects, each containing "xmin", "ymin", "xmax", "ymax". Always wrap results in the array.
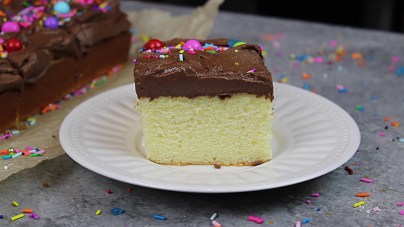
[{"xmin": 134, "ymin": 38, "xmax": 274, "ymax": 166}]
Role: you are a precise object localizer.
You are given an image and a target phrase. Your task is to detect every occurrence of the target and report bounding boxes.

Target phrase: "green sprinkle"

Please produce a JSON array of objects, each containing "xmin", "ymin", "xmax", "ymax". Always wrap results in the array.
[
  {"xmin": 206, "ymin": 50, "xmax": 216, "ymax": 54},
  {"xmin": 355, "ymin": 105, "xmax": 362, "ymax": 110},
  {"xmin": 23, "ymin": 2, "xmax": 31, "ymax": 7},
  {"xmin": 30, "ymin": 154, "xmax": 43, "ymax": 157},
  {"xmin": 393, "ymin": 139, "xmax": 395, "ymax": 141}
]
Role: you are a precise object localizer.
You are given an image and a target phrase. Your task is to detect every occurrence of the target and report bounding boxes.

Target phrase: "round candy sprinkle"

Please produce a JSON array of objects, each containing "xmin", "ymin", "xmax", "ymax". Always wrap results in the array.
[
  {"xmin": 145, "ymin": 39, "xmax": 163, "ymax": 50},
  {"xmin": 183, "ymin": 39, "xmax": 202, "ymax": 50},
  {"xmin": 107, "ymin": 190, "xmax": 112, "ymax": 194},
  {"xmin": 4, "ymin": 38, "xmax": 23, "ymax": 53},
  {"xmin": 54, "ymin": 1, "xmax": 71, "ymax": 14},
  {"xmin": 44, "ymin": 17, "xmax": 59, "ymax": 29},
  {"xmin": 2, "ymin": 21, "xmax": 20, "ymax": 33}
]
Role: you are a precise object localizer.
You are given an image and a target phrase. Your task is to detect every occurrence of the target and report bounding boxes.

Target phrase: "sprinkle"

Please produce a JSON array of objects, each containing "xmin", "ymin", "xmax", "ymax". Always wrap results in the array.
[
  {"xmin": 371, "ymin": 96, "xmax": 376, "ymax": 100},
  {"xmin": 179, "ymin": 54, "xmax": 183, "ymax": 61},
  {"xmin": 366, "ymin": 210, "xmax": 371, "ymax": 214},
  {"xmin": 12, "ymin": 130, "xmax": 20, "ymax": 134},
  {"xmin": 30, "ymin": 153, "xmax": 43, "ymax": 157},
  {"xmin": 361, "ymin": 178, "xmax": 372, "ymax": 183},
  {"xmin": 382, "ymin": 189, "xmax": 387, "ymax": 192},
  {"xmin": 248, "ymin": 216, "xmax": 264, "ymax": 224},
  {"xmin": 302, "ymin": 218, "xmax": 310, "ymax": 224},
  {"xmin": 212, "ymin": 220, "xmax": 221, "ymax": 226},
  {"xmin": 96, "ymin": 210, "xmax": 102, "ymax": 215},
  {"xmin": 385, "ymin": 117, "xmax": 390, "ymax": 122},
  {"xmin": 398, "ymin": 202, "xmax": 403, "ymax": 206},
  {"xmin": 306, "ymin": 200, "xmax": 311, "ymax": 204},
  {"xmin": 326, "ymin": 212, "xmax": 332, "ymax": 215},
  {"xmin": 392, "ymin": 122, "xmax": 400, "ymax": 127},
  {"xmin": 380, "ymin": 132, "xmax": 385, "ymax": 137},
  {"xmin": 2, "ymin": 155, "xmax": 11, "ymax": 160},
  {"xmin": 3, "ymin": 166, "xmax": 8, "ymax": 170},
  {"xmin": 392, "ymin": 56, "xmax": 400, "ymax": 62},
  {"xmin": 357, "ymin": 193, "xmax": 370, "ymax": 197},
  {"xmin": 312, "ymin": 193, "xmax": 320, "ymax": 197},
  {"xmin": 359, "ymin": 107, "xmax": 365, "ymax": 112},
  {"xmin": 273, "ymin": 67, "xmax": 278, "ymax": 72},
  {"xmin": 11, "ymin": 214, "xmax": 24, "ymax": 221},
  {"xmin": 338, "ymin": 65, "xmax": 343, "ymax": 71},
  {"xmin": 247, "ymin": 68, "xmax": 256, "ymax": 73},
  {"xmin": 375, "ymin": 113, "xmax": 379, "ymax": 116},
  {"xmin": 303, "ymin": 83, "xmax": 310, "ymax": 90},
  {"xmin": 374, "ymin": 207, "xmax": 381, "ymax": 212},
  {"xmin": 345, "ymin": 166, "xmax": 354, "ymax": 175},
  {"xmin": 43, "ymin": 182, "xmax": 50, "ymax": 187},
  {"xmin": 290, "ymin": 53, "xmax": 296, "ymax": 59},
  {"xmin": 352, "ymin": 53, "xmax": 363, "ymax": 59},
  {"xmin": 296, "ymin": 221, "xmax": 301, "ymax": 227},
  {"xmin": 354, "ymin": 201, "xmax": 365, "ymax": 207},
  {"xmin": 314, "ymin": 57, "xmax": 323, "ymax": 63},
  {"xmin": 401, "ymin": 139, "xmax": 404, "ymax": 142},
  {"xmin": 293, "ymin": 63, "xmax": 299, "ymax": 68},
  {"xmin": 317, "ymin": 207, "xmax": 321, "ymax": 211},
  {"xmin": 389, "ymin": 65, "xmax": 395, "ymax": 71},
  {"xmin": 133, "ymin": 59, "xmax": 137, "ymax": 64},
  {"xmin": 12, "ymin": 201, "xmax": 19, "ymax": 207},
  {"xmin": 262, "ymin": 50, "xmax": 267, "ymax": 56},
  {"xmin": 302, "ymin": 73, "xmax": 311, "ymax": 79},
  {"xmin": 107, "ymin": 190, "xmax": 112, "ymax": 194},
  {"xmin": 110, "ymin": 208, "xmax": 124, "ymax": 215},
  {"xmin": 159, "ymin": 55, "xmax": 165, "ymax": 58},
  {"xmin": 22, "ymin": 209, "xmax": 33, "ymax": 213},
  {"xmin": 329, "ymin": 40, "xmax": 338, "ymax": 46},
  {"xmin": 400, "ymin": 210, "xmax": 404, "ymax": 215},
  {"xmin": 235, "ymin": 62, "xmax": 239, "ymax": 65},
  {"xmin": 359, "ymin": 61, "xmax": 365, "ymax": 67},
  {"xmin": 29, "ymin": 213, "xmax": 39, "ymax": 219},
  {"xmin": 127, "ymin": 188, "xmax": 132, "ymax": 192},
  {"xmin": 210, "ymin": 213, "xmax": 217, "ymax": 220},
  {"xmin": 0, "ymin": 215, "xmax": 3, "ymax": 219},
  {"xmin": 214, "ymin": 164, "xmax": 221, "ymax": 169},
  {"xmin": 153, "ymin": 214, "xmax": 166, "ymax": 220},
  {"xmin": 269, "ymin": 221, "xmax": 274, "ymax": 224}
]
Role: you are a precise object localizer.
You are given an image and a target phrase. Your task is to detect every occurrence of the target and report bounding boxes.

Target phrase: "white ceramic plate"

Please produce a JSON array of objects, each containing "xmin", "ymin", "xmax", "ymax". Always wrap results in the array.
[{"xmin": 59, "ymin": 82, "xmax": 360, "ymax": 193}]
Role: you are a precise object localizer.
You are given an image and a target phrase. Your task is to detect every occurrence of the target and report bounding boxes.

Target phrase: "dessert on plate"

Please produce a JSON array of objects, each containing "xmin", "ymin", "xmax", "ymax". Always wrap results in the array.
[
  {"xmin": 0, "ymin": 0, "xmax": 131, "ymax": 132},
  {"xmin": 134, "ymin": 38, "xmax": 274, "ymax": 166}
]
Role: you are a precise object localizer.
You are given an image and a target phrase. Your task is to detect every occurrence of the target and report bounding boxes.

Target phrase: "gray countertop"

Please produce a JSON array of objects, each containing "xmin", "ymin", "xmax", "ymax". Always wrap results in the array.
[{"xmin": 1, "ymin": 1, "xmax": 404, "ymax": 226}]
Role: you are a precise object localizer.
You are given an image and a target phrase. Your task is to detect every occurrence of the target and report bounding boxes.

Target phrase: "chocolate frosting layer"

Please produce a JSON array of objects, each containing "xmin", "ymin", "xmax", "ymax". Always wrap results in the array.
[
  {"xmin": 0, "ymin": 58, "xmax": 23, "ymax": 93},
  {"xmin": 0, "ymin": 0, "xmax": 130, "ymax": 91},
  {"xmin": 134, "ymin": 38, "xmax": 274, "ymax": 100}
]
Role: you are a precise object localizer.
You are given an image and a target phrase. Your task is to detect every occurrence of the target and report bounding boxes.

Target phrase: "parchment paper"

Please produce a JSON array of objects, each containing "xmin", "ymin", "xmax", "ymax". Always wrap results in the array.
[{"xmin": 0, "ymin": 0, "xmax": 224, "ymax": 181}]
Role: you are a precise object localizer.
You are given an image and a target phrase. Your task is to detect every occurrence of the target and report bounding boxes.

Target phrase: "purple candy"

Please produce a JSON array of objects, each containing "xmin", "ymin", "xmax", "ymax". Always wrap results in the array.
[
  {"xmin": 183, "ymin": 39, "xmax": 202, "ymax": 51},
  {"xmin": 44, "ymin": 17, "xmax": 59, "ymax": 29},
  {"xmin": 2, "ymin": 21, "xmax": 20, "ymax": 33}
]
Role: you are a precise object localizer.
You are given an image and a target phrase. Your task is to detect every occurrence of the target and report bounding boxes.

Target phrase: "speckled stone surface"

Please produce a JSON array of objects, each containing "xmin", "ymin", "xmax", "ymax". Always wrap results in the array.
[{"xmin": 0, "ymin": 1, "xmax": 404, "ymax": 226}]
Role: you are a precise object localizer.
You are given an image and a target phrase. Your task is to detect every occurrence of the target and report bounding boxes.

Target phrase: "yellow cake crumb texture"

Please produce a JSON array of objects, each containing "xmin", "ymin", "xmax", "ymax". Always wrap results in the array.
[{"xmin": 136, "ymin": 94, "xmax": 274, "ymax": 166}]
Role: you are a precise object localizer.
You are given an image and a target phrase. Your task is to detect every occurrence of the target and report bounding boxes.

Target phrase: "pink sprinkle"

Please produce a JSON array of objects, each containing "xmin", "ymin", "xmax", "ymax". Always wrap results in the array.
[
  {"xmin": 259, "ymin": 46, "xmax": 264, "ymax": 50},
  {"xmin": 15, "ymin": 149, "xmax": 21, "ymax": 153},
  {"xmin": 400, "ymin": 210, "xmax": 404, "ymax": 215},
  {"xmin": 312, "ymin": 193, "xmax": 320, "ymax": 197},
  {"xmin": 398, "ymin": 202, "xmax": 403, "ymax": 206},
  {"xmin": 26, "ymin": 147, "xmax": 34, "ymax": 150},
  {"xmin": 380, "ymin": 132, "xmax": 385, "ymax": 136},
  {"xmin": 133, "ymin": 59, "xmax": 137, "ymax": 64},
  {"xmin": 35, "ymin": 150, "xmax": 46, "ymax": 154},
  {"xmin": 336, "ymin": 85, "xmax": 344, "ymax": 90},
  {"xmin": 273, "ymin": 41, "xmax": 280, "ymax": 48},
  {"xmin": 314, "ymin": 57, "xmax": 323, "ymax": 63},
  {"xmin": 0, "ymin": 38, "xmax": 4, "ymax": 44},
  {"xmin": 330, "ymin": 40, "xmax": 338, "ymax": 47},
  {"xmin": 274, "ymin": 67, "xmax": 278, "ymax": 72},
  {"xmin": 306, "ymin": 200, "xmax": 311, "ymax": 204},
  {"xmin": 392, "ymin": 56, "xmax": 400, "ymax": 62},
  {"xmin": 56, "ymin": 12, "xmax": 75, "ymax": 18},
  {"xmin": 361, "ymin": 178, "xmax": 372, "ymax": 183},
  {"xmin": 296, "ymin": 221, "xmax": 301, "ymax": 227},
  {"xmin": 155, "ymin": 56, "xmax": 159, "ymax": 58},
  {"xmin": 131, "ymin": 37, "xmax": 136, "ymax": 43},
  {"xmin": 248, "ymin": 216, "xmax": 263, "ymax": 224},
  {"xmin": 53, "ymin": 104, "xmax": 61, "ymax": 109},
  {"xmin": 356, "ymin": 162, "xmax": 360, "ymax": 165},
  {"xmin": 188, "ymin": 50, "xmax": 196, "ymax": 55},
  {"xmin": 212, "ymin": 220, "xmax": 221, "ymax": 226},
  {"xmin": 293, "ymin": 63, "xmax": 299, "ymax": 68},
  {"xmin": 1, "ymin": 133, "xmax": 12, "ymax": 140},
  {"xmin": 388, "ymin": 65, "xmax": 395, "ymax": 71},
  {"xmin": 276, "ymin": 52, "xmax": 282, "ymax": 57}
]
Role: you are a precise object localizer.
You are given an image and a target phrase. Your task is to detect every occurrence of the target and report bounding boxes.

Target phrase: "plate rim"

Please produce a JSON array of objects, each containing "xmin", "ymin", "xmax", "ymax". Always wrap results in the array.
[{"xmin": 59, "ymin": 82, "xmax": 361, "ymax": 193}]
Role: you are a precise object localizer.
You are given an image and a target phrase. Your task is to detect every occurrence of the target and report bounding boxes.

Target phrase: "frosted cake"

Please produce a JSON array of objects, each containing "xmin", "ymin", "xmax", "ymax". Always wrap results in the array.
[{"xmin": 134, "ymin": 38, "xmax": 274, "ymax": 166}]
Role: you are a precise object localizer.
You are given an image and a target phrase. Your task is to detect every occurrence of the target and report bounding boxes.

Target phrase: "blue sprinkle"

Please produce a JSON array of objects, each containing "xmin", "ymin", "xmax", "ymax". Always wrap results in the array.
[
  {"xmin": 12, "ymin": 130, "xmax": 19, "ymax": 134},
  {"xmin": 400, "ymin": 139, "xmax": 404, "ymax": 142},
  {"xmin": 153, "ymin": 214, "xmax": 166, "ymax": 220},
  {"xmin": 280, "ymin": 74, "xmax": 285, "ymax": 79},
  {"xmin": 317, "ymin": 207, "xmax": 321, "ymax": 211},
  {"xmin": 359, "ymin": 107, "xmax": 365, "ymax": 112},
  {"xmin": 303, "ymin": 83, "xmax": 310, "ymax": 90},
  {"xmin": 302, "ymin": 218, "xmax": 310, "ymax": 224},
  {"xmin": 338, "ymin": 65, "xmax": 343, "ymax": 71},
  {"xmin": 396, "ymin": 66, "xmax": 404, "ymax": 76},
  {"xmin": 227, "ymin": 39, "xmax": 242, "ymax": 47},
  {"xmin": 338, "ymin": 88, "xmax": 348, "ymax": 93},
  {"xmin": 28, "ymin": 121, "xmax": 35, "ymax": 126},
  {"xmin": 361, "ymin": 81, "xmax": 365, "ymax": 86},
  {"xmin": 370, "ymin": 56, "xmax": 374, "ymax": 61},
  {"xmin": 110, "ymin": 208, "xmax": 124, "ymax": 215},
  {"xmin": 375, "ymin": 113, "xmax": 378, "ymax": 116},
  {"xmin": 371, "ymin": 96, "xmax": 376, "ymax": 100},
  {"xmin": 179, "ymin": 54, "xmax": 183, "ymax": 61},
  {"xmin": 0, "ymin": 215, "xmax": 3, "ymax": 219},
  {"xmin": 159, "ymin": 55, "xmax": 165, "ymax": 58},
  {"xmin": 36, "ymin": 148, "xmax": 40, "ymax": 151},
  {"xmin": 2, "ymin": 155, "xmax": 11, "ymax": 160},
  {"xmin": 131, "ymin": 28, "xmax": 137, "ymax": 34}
]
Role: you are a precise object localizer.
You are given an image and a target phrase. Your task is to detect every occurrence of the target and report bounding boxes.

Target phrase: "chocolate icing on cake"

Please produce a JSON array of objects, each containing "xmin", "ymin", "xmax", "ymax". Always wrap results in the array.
[
  {"xmin": 0, "ymin": 0, "xmax": 130, "ymax": 91},
  {"xmin": 134, "ymin": 38, "xmax": 274, "ymax": 101}
]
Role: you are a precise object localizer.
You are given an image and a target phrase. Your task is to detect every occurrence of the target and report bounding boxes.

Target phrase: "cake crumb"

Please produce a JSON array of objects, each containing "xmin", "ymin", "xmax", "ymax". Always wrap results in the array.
[
  {"xmin": 43, "ymin": 182, "xmax": 50, "ymax": 187},
  {"xmin": 214, "ymin": 164, "xmax": 221, "ymax": 169},
  {"xmin": 52, "ymin": 135, "xmax": 56, "ymax": 138},
  {"xmin": 252, "ymin": 160, "xmax": 263, "ymax": 166}
]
